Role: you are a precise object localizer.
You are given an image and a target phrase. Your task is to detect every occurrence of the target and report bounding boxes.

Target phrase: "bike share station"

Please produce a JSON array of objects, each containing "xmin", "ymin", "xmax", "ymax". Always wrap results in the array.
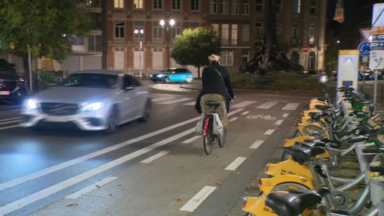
[{"xmin": 338, "ymin": 4, "xmax": 384, "ymax": 213}]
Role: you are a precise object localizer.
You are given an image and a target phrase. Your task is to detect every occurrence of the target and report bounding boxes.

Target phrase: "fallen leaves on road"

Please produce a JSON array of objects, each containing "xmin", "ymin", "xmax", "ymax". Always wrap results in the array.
[
  {"xmin": 96, "ymin": 185, "xmax": 101, "ymax": 189},
  {"xmin": 109, "ymin": 194, "xmax": 112, "ymax": 196},
  {"xmin": 215, "ymin": 178, "xmax": 221, "ymax": 180},
  {"xmin": 67, "ymin": 203, "xmax": 78, "ymax": 207},
  {"xmin": 234, "ymin": 172, "xmax": 242, "ymax": 175},
  {"xmin": 177, "ymin": 199, "xmax": 183, "ymax": 202},
  {"xmin": 216, "ymin": 182, "xmax": 222, "ymax": 186}
]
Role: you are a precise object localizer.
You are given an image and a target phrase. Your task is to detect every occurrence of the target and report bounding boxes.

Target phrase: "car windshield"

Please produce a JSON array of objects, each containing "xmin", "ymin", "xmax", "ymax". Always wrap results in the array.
[
  {"xmin": 160, "ymin": 69, "xmax": 173, "ymax": 72},
  {"xmin": 61, "ymin": 73, "xmax": 118, "ymax": 89}
]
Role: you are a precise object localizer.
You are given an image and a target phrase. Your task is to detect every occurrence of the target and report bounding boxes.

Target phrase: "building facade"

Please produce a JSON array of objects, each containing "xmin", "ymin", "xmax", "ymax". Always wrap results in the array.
[{"xmin": 2, "ymin": 0, "xmax": 328, "ymax": 76}]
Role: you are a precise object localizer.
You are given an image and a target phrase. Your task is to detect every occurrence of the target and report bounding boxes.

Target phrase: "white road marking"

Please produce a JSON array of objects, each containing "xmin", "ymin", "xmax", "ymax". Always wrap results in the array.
[
  {"xmin": 275, "ymin": 120, "xmax": 283, "ymax": 125},
  {"xmin": 140, "ymin": 151, "xmax": 170, "ymax": 163},
  {"xmin": 159, "ymin": 98, "xmax": 193, "ymax": 104},
  {"xmin": 180, "ymin": 186, "xmax": 217, "ymax": 212},
  {"xmin": 65, "ymin": 177, "xmax": 117, "ymax": 199},
  {"xmin": 265, "ymin": 129, "xmax": 275, "ymax": 135},
  {"xmin": 225, "ymin": 157, "xmax": 247, "ymax": 171},
  {"xmin": 250, "ymin": 140, "xmax": 264, "ymax": 149},
  {"xmin": 0, "ymin": 108, "xmax": 244, "ymax": 192},
  {"xmin": 0, "ymin": 117, "xmax": 21, "ymax": 122},
  {"xmin": 0, "ymin": 125, "xmax": 19, "ymax": 131},
  {"xmin": 182, "ymin": 136, "xmax": 201, "ymax": 143},
  {"xmin": 183, "ymin": 101, "xmax": 196, "ymax": 105},
  {"xmin": 0, "ymin": 120, "xmax": 20, "ymax": 126},
  {"xmin": 152, "ymin": 97, "xmax": 172, "ymax": 102},
  {"xmin": 256, "ymin": 101, "xmax": 278, "ymax": 109},
  {"xmin": 232, "ymin": 101, "xmax": 255, "ymax": 108},
  {"xmin": 241, "ymin": 111, "xmax": 249, "ymax": 115},
  {"xmin": 282, "ymin": 113, "xmax": 289, "ymax": 117},
  {"xmin": 282, "ymin": 103, "xmax": 300, "ymax": 110},
  {"xmin": 0, "ymin": 128, "xmax": 196, "ymax": 215},
  {"xmin": 229, "ymin": 117, "xmax": 238, "ymax": 122}
]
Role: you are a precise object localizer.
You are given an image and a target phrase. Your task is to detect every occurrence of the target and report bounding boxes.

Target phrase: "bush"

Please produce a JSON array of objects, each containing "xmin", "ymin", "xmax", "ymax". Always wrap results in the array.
[
  {"xmin": 35, "ymin": 69, "xmax": 57, "ymax": 90},
  {"xmin": 230, "ymin": 73, "xmax": 326, "ymax": 90}
]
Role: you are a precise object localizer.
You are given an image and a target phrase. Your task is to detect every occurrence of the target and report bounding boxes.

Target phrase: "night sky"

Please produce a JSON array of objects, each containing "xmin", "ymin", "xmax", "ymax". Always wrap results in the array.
[{"xmin": 327, "ymin": 0, "xmax": 358, "ymax": 23}]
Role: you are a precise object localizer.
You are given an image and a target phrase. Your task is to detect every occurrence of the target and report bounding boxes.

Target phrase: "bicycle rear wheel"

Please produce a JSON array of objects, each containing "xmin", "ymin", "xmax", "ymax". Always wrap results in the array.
[{"xmin": 203, "ymin": 118, "xmax": 214, "ymax": 155}]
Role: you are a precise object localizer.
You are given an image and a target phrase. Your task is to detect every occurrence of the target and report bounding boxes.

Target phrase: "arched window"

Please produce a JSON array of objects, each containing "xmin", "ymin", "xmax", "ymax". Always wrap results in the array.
[
  {"xmin": 308, "ymin": 51, "xmax": 316, "ymax": 70},
  {"xmin": 291, "ymin": 51, "xmax": 300, "ymax": 64}
]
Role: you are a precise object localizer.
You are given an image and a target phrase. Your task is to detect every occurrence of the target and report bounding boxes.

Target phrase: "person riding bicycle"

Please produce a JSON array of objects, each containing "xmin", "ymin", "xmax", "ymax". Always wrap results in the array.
[{"xmin": 195, "ymin": 54, "xmax": 235, "ymax": 131}]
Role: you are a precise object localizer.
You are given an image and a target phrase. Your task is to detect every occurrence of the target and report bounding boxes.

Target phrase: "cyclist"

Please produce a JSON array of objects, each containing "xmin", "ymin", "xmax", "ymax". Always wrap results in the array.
[{"xmin": 195, "ymin": 54, "xmax": 235, "ymax": 131}]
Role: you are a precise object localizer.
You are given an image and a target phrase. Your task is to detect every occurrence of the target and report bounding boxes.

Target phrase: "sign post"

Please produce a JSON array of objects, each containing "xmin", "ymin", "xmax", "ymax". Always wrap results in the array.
[
  {"xmin": 337, "ymin": 50, "xmax": 360, "ymax": 103},
  {"xmin": 371, "ymin": 3, "xmax": 384, "ymax": 110}
]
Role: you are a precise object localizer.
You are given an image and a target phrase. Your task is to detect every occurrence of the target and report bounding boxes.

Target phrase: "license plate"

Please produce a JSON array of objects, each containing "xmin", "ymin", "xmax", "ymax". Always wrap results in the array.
[
  {"xmin": 0, "ymin": 91, "xmax": 10, "ymax": 95},
  {"xmin": 45, "ymin": 116, "xmax": 70, "ymax": 122}
]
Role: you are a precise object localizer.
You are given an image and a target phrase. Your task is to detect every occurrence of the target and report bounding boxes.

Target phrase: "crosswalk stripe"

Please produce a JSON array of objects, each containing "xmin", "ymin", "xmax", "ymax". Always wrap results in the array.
[
  {"xmin": 182, "ymin": 136, "xmax": 201, "ymax": 143},
  {"xmin": 152, "ymin": 97, "xmax": 172, "ymax": 102},
  {"xmin": 256, "ymin": 101, "xmax": 278, "ymax": 109},
  {"xmin": 0, "ymin": 120, "xmax": 20, "ymax": 126},
  {"xmin": 140, "ymin": 151, "xmax": 170, "ymax": 164},
  {"xmin": 183, "ymin": 101, "xmax": 196, "ymax": 105},
  {"xmin": 232, "ymin": 101, "xmax": 256, "ymax": 108},
  {"xmin": 159, "ymin": 98, "xmax": 193, "ymax": 104},
  {"xmin": 282, "ymin": 103, "xmax": 300, "ymax": 110},
  {"xmin": 0, "ymin": 117, "xmax": 22, "ymax": 122}
]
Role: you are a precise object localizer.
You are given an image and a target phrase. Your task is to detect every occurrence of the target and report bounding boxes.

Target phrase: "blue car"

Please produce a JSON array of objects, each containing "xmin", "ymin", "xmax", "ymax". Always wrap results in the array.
[{"xmin": 150, "ymin": 68, "xmax": 194, "ymax": 83}]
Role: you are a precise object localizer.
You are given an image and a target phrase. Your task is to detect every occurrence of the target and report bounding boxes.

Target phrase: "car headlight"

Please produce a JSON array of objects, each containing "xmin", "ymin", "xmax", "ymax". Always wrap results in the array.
[
  {"xmin": 23, "ymin": 99, "xmax": 38, "ymax": 110},
  {"xmin": 81, "ymin": 102, "xmax": 105, "ymax": 112}
]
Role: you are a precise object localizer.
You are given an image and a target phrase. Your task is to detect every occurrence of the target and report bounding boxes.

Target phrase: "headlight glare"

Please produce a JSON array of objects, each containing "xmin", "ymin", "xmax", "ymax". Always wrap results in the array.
[
  {"xmin": 24, "ymin": 99, "xmax": 38, "ymax": 110},
  {"xmin": 82, "ymin": 102, "xmax": 105, "ymax": 111}
]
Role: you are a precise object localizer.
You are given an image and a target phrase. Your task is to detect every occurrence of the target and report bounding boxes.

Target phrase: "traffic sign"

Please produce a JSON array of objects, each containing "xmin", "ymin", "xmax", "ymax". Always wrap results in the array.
[
  {"xmin": 371, "ymin": 41, "xmax": 384, "ymax": 50},
  {"xmin": 372, "ymin": 34, "xmax": 384, "ymax": 41},
  {"xmin": 302, "ymin": 46, "xmax": 309, "ymax": 53},
  {"xmin": 372, "ymin": 4, "xmax": 384, "ymax": 27},
  {"xmin": 369, "ymin": 50, "xmax": 384, "ymax": 69},
  {"xmin": 358, "ymin": 42, "xmax": 371, "ymax": 56},
  {"xmin": 360, "ymin": 29, "xmax": 371, "ymax": 41}
]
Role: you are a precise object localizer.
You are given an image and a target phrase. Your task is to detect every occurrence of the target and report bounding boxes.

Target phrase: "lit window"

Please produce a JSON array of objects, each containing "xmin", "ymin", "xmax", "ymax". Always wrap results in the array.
[
  {"xmin": 292, "ymin": 0, "xmax": 301, "ymax": 13},
  {"xmin": 231, "ymin": 24, "xmax": 238, "ymax": 45},
  {"xmin": 134, "ymin": 0, "xmax": 143, "ymax": 9},
  {"xmin": 221, "ymin": 24, "xmax": 229, "ymax": 45},
  {"xmin": 114, "ymin": 0, "xmax": 123, "ymax": 8},
  {"xmin": 221, "ymin": 50, "xmax": 233, "ymax": 66}
]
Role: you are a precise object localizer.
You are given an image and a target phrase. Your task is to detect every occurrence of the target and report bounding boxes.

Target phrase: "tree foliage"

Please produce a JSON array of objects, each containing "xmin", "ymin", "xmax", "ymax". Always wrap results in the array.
[
  {"xmin": 0, "ymin": 0, "xmax": 94, "ymax": 63},
  {"xmin": 171, "ymin": 27, "xmax": 221, "ymax": 78}
]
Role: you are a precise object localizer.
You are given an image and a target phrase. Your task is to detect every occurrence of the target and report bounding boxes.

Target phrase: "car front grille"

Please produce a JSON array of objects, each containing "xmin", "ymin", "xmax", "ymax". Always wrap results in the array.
[
  {"xmin": 0, "ymin": 81, "xmax": 17, "ymax": 91},
  {"xmin": 40, "ymin": 103, "xmax": 79, "ymax": 116}
]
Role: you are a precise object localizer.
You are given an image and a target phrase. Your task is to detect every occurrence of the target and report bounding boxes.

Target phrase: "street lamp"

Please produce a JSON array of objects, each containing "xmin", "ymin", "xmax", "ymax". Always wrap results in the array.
[
  {"xmin": 160, "ymin": 19, "xmax": 175, "ymax": 69},
  {"xmin": 134, "ymin": 29, "xmax": 144, "ymax": 78}
]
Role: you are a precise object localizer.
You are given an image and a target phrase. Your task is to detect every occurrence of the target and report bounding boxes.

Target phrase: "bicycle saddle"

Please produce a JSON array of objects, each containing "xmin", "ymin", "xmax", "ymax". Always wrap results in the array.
[
  {"xmin": 205, "ymin": 101, "xmax": 220, "ymax": 107},
  {"xmin": 317, "ymin": 97, "xmax": 326, "ymax": 102},
  {"xmin": 295, "ymin": 141, "xmax": 326, "ymax": 148},
  {"xmin": 308, "ymin": 112, "xmax": 322, "ymax": 119},
  {"xmin": 286, "ymin": 146, "xmax": 325, "ymax": 161},
  {"xmin": 265, "ymin": 188, "xmax": 327, "ymax": 216},
  {"xmin": 288, "ymin": 187, "xmax": 330, "ymax": 196}
]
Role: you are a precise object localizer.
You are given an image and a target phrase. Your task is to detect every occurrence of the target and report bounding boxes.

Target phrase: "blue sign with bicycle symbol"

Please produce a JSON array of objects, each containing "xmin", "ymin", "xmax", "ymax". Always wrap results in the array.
[{"xmin": 358, "ymin": 42, "xmax": 371, "ymax": 56}]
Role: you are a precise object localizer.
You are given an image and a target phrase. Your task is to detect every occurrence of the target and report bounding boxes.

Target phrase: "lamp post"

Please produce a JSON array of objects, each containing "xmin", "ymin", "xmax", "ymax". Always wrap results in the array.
[
  {"xmin": 134, "ymin": 28, "xmax": 144, "ymax": 78},
  {"xmin": 160, "ymin": 19, "xmax": 175, "ymax": 69}
]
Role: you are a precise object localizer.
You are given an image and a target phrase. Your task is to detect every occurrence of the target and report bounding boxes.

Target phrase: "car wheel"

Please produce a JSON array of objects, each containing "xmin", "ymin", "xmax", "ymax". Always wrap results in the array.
[
  {"xmin": 104, "ymin": 106, "xmax": 118, "ymax": 134},
  {"xmin": 186, "ymin": 76, "xmax": 193, "ymax": 83},
  {"xmin": 140, "ymin": 99, "xmax": 152, "ymax": 122},
  {"xmin": 163, "ymin": 77, "xmax": 170, "ymax": 83}
]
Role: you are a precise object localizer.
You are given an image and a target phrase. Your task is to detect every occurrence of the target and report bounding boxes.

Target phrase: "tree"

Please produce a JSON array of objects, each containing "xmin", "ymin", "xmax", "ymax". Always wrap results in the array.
[
  {"xmin": 171, "ymin": 26, "xmax": 221, "ymax": 79},
  {"xmin": 0, "ymin": 0, "xmax": 94, "ymax": 79}
]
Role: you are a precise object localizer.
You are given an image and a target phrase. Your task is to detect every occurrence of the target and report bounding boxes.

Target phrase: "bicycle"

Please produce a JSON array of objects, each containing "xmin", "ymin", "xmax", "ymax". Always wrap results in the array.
[{"xmin": 202, "ymin": 101, "xmax": 227, "ymax": 155}]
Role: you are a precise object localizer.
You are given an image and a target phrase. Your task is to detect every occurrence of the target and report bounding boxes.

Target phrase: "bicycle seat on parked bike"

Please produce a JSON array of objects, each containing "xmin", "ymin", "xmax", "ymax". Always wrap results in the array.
[
  {"xmin": 317, "ymin": 97, "xmax": 326, "ymax": 102},
  {"xmin": 265, "ymin": 189, "xmax": 324, "ymax": 216},
  {"xmin": 315, "ymin": 105, "xmax": 328, "ymax": 111},
  {"xmin": 288, "ymin": 187, "xmax": 330, "ymax": 196},
  {"xmin": 205, "ymin": 101, "xmax": 221, "ymax": 108},
  {"xmin": 286, "ymin": 146, "xmax": 325, "ymax": 161},
  {"xmin": 295, "ymin": 141, "xmax": 326, "ymax": 148}
]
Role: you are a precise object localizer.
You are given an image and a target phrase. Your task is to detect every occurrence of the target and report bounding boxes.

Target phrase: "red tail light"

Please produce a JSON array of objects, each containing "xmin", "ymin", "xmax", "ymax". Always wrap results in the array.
[
  {"xmin": 259, "ymin": 178, "xmax": 262, "ymax": 186},
  {"xmin": 243, "ymin": 197, "xmax": 248, "ymax": 208},
  {"xmin": 265, "ymin": 164, "xmax": 270, "ymax": 172}
]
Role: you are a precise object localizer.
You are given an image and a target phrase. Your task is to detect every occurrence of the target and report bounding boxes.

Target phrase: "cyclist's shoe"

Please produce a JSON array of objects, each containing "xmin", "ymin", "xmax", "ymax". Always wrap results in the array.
[{"xmin": 265, "ymin": 188, "xmax": 329, "ymax": 216}]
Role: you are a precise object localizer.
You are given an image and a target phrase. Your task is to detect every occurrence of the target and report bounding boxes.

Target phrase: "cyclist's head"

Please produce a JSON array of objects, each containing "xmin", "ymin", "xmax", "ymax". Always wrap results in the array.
[{"xmin": 208, "ymin": 54, "xmax": 220, "ymax": 64}]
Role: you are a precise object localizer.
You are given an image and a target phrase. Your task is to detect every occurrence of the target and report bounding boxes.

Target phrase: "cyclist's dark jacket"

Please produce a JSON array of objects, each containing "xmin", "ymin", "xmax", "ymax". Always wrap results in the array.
[{"xmin": 195, "ymin": 61, "xmax": 234, "ymax": 114}]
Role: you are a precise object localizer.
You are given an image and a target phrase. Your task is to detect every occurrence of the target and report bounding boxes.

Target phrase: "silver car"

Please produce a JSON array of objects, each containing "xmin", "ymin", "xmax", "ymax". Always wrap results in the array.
[{"xmin": 20, "ymin": 70, "xmax": 152, "ymax": 134}]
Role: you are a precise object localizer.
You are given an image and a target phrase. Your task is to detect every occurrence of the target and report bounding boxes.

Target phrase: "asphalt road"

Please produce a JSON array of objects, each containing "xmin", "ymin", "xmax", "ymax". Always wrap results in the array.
[{"xmin": 0, "ymin": 90, "xmax": 311, "ymax": 216}]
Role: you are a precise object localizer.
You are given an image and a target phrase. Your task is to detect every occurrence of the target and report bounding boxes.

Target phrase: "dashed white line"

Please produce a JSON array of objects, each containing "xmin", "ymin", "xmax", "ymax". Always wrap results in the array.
[
  {"xmin": 250, "ymin": 140, "xmax": 264, "ymax": 149},
  {"xmin": 282, "ymin": 113, "xmax": 289, "ymax": 117},
  {"xmin": 65, "ymin": 177, "xmax": 117, "ymax": 199},
  {"xmin": 225, "ymin": 157, "xmax": 247, "ymax": 171},
  {"xmin": 282, "ymin": 103, "xmax": 300, "ymax": 110},
  {"xmin": 0, "ymin": 117, "xmax": 21, "ymax": 122},
  {"xmin": 182, "ymin": 136, "xmax": 201, "ymax": 143},
  {"xmin": 0, "ymin": 120, "xmax": 20, "ymax": 126},
  {"xmin": 0, "ymin": 125, "xmax": 19, "ymax": 131},
  {"xmin": 140, "ymin": 151, "xmax": 170, "ymax": 163},
  {"xmin": 159, "ymin": 98, "xmax": 193, "ymax": 104},
  {"xmin": 256, "ymin": 101, "xmax": 278, "ymax": 109},
  {"xmin": 180, "ymin": 186, "xmax": 217, "ymax": 212},
  {"xmin": 241, "ymin": 111, "xmax": 249, "ymax": 115},
  {"xmin": 275, "ymin": 120, "xmax": 283, "ymax": 125},
  {"xmin": 232, "ymin": 101, "xmax": 256, "ymax": 108},
  {"xmin": 183, "ymin": 101, "xmax": 196, "ymax": 105},
  {"xmin": 229, "ymin": 117, "xmax": 238, "ymax": 122},
  {"xmin": 152, "ymin": 97, "xmax": 172, "ymax": 102},
  {"xmin": 265, "ymin": 129, "xmax": 275, "ymax": 135}
]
